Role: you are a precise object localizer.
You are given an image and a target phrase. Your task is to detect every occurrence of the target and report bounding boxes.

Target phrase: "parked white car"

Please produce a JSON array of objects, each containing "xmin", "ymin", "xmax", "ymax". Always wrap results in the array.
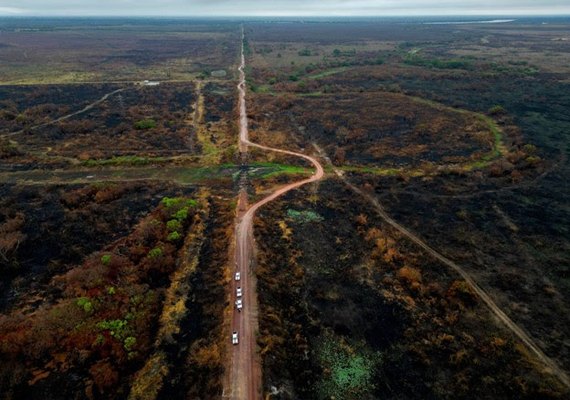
[
  {"xmin": 235, "ymin": 272, "xmax": 241, "ymax": 281},
  {"xmin": 236, "ymin": 287, "xmax": 242, "ymax": 297},
  {"xmin": 235, "ymin": 298, "xmax": 243, "ymax": 310},
  {"xmin": 232, "ymin": 331, "xmax": 239, "ymax": 345}
]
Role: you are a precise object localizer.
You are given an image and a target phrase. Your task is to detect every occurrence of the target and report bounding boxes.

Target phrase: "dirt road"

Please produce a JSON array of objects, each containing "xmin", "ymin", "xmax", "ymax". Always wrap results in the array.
[
  {"xmin": 1, "ymin": 88, "xmax": 125, "ymax": 138},
  {"xmin": 224, "ymin": 30, "xmax": 324, "ymax": 400},
  {"xmin": 313, "ymin": 143, "xmax": 570, "ymax": 390}
]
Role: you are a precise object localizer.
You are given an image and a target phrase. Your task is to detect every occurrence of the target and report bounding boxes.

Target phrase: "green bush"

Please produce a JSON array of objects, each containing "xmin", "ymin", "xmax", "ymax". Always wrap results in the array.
[
  {"xmin": 97, "ymin": 319, "xmax": 128, "ymax": 339},
  {"xmin": 167, "ymin": 231, "xmax": 181, "ymax": 242},
  {"xmin": 186, "ymin": 199, "xmax": 198, "ymax": 207},
  {"xmin": 166, "ymin": 219, "xmax": 182, "ymax": 232},
  {"xmin": 147, "ymin": 247, "xmax": 163, "ymax": 258},
  {"xmin": 101, "ymin": 254, "xmax": 112, "ymax": 265},
  {"xmin": 161, "ymin": 197, "xmax": 183, "ymax": 208},
  {"xmin": 76, "ymin": 297, "xmax": 93, "ymax": 313},
  {"xmin": 173, "ymin": 207, "xmax": 189, "ymax": 221},
  {"xmin": 134, "ymin": 119, "xmax": 157, "ymax": 130}
]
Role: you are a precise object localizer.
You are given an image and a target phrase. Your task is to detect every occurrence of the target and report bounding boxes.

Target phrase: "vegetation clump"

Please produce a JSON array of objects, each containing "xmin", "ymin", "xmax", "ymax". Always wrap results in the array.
[
  {"xmin": 404, "ymin": 55, "xmax": 472, "ymax": 70},
  {"xmin": 134, "ymin": 118, "xmax": 157, "ymax": 130},
  {"xmin": 286, "ymin": 209, "xmax": 324, "ymax": 223},
  {"xmin": 147, "ymin": 247, "xmax": 163, "ymax": 258},
  {"xmin": 316, "ymin": 333, "xmax": 381, "ymax": 399},
  {"xmin": 76, "ymin": 297, "xmax": 94, "ymax": 313}
]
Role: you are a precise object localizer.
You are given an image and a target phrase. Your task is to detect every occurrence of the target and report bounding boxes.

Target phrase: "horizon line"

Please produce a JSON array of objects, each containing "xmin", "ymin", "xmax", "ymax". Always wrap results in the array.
[{"xmin": 1, "ymin": 14, "xmax": 569, "ymax": 18}]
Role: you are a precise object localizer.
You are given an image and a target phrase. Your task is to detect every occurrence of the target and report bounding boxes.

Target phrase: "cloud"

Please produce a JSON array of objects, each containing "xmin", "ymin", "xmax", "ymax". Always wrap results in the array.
[
  {"xmin": 0, "ymin": 6, "xmax": 26, "ymax": 14},
  {"xmin": 0, "ymin": 0, "xmax": 568, "ymax": 16}
]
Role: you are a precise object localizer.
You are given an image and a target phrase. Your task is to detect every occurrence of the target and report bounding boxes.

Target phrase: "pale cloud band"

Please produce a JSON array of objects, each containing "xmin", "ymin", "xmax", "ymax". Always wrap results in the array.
[{"xmin": 0, "ymin": 0, "xmax": 569, "ymax": 16}]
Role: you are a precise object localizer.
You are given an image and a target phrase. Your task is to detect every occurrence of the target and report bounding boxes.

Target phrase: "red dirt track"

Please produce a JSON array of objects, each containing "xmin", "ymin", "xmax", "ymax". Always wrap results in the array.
[{"xmin": 223, "ymin": 29, "xmax": 324, "ymax": 400}]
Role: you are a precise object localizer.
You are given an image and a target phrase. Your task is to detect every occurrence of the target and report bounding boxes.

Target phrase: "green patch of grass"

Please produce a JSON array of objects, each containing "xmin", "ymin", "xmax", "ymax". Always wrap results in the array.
[
  {"xmin": 316, "ymin": 333, "xmax": 381, "ymax": 400},
  {"xmin": 249, "ymin": 162, "xmax": 312, "ymax": 178},
  {"xmin": 82, "ymin": 155, "xmax": 169, "ymax": 167},
  {"xmin": 478, "ymin": 115, "xmax": 505, "ymax": 158},
  {"xmin": 286, "ymin": 209, "xmax": 324, "ymax": 223}
]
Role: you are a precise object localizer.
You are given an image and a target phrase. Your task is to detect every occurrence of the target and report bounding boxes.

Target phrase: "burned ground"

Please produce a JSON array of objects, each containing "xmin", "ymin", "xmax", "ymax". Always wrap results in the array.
[{"xmin": 253, "ymin": 180, "xmax": 564, "ymax": 399}]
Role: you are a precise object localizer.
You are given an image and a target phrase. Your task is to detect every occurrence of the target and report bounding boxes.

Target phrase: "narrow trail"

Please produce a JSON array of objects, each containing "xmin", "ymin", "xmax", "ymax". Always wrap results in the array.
[
  {"xmin": 223, "ymin": 29, "xmax": 324, "ymax": 400},
  {"xmin": 313, "ymin": 144, "xmax": 570, "ymax": 390},
  {"xmin": 1, "ymin": 88, "xmax": 125, "ymax": 138}
]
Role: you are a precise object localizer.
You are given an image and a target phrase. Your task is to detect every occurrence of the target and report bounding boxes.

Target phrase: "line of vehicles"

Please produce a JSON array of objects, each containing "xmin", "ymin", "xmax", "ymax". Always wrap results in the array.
[{"xmin": 233, "ymin": 267, "xmax": 242, "ymax": 345}]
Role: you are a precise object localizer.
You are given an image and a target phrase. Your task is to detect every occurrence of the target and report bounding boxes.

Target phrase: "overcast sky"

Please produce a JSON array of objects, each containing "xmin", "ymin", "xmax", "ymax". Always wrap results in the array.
[{"xmin": 0, "ymin": 0, "xmax": 569, "ymax": 17}]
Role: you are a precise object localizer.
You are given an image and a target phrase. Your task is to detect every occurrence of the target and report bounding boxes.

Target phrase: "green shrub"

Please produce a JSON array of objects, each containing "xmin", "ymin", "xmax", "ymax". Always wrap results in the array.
[
  {"xmin": 148, "ymin": 247, "xmax": 163, "ymax": 258},
  {"xmin": 97, "ymin": 319, "xmax": 128, "ymax": 339},
  {"xmin": 101, "ymin": 254, "xmax": 112, "ymax": 265},
  {"xmin": 134, "ymin": 119, "xmax": 157, "ymax": 130},
  {"xmin": 166, "ymin": 219, "xmax": 182, "ymax": 232},
  {"xmin": 298, "ymin": 48, "xmax": 312, "ymax": 56},
  {"xmin": 76, "ymin": 297, "xmax": 94, "ymax": 313},
  {"xmin": 186, "ymin": 199, "xmax": 198, "ymax": 207},
  {"xmin": 173, "ymin": 207, "xmax": 189, "ymax": 221},
  {"xmin": 161, "ymin": 197, "xmax": 183, "ymax": 208},
  {"xmin": 124, "ymin": 336, "xmax": 137, "ymax": 351},
  {"xmin": 167, "ymin": 231, "xmax": 181, "ymax": 242}
]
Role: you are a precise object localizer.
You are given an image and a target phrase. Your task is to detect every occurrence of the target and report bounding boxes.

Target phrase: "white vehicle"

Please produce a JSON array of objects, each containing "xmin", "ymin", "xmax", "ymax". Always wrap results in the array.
[
  {"xmin": 232, "ymin": 331, "xmax": 239, "ymax": 345},
  {"xmin": 235, "ymin": 272, "xmax": 241, "ymax": 281},
  {"xmin": 236, "ymin": 287, "xmax": 242, "ymax": 297},
  {"xmin": 235, "ymin": 298, "xmax": 243, "ymax": 311}
]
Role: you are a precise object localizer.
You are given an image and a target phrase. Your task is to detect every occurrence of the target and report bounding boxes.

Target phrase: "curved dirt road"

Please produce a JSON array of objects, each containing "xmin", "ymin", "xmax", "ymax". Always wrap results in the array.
[
  {"xmin": 224, "ymin": 31, "xmax": 324, "ymax": 400},
  {"xmin": 313, "ymin": 144, "xmax": 570, "ymax": 390}
]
